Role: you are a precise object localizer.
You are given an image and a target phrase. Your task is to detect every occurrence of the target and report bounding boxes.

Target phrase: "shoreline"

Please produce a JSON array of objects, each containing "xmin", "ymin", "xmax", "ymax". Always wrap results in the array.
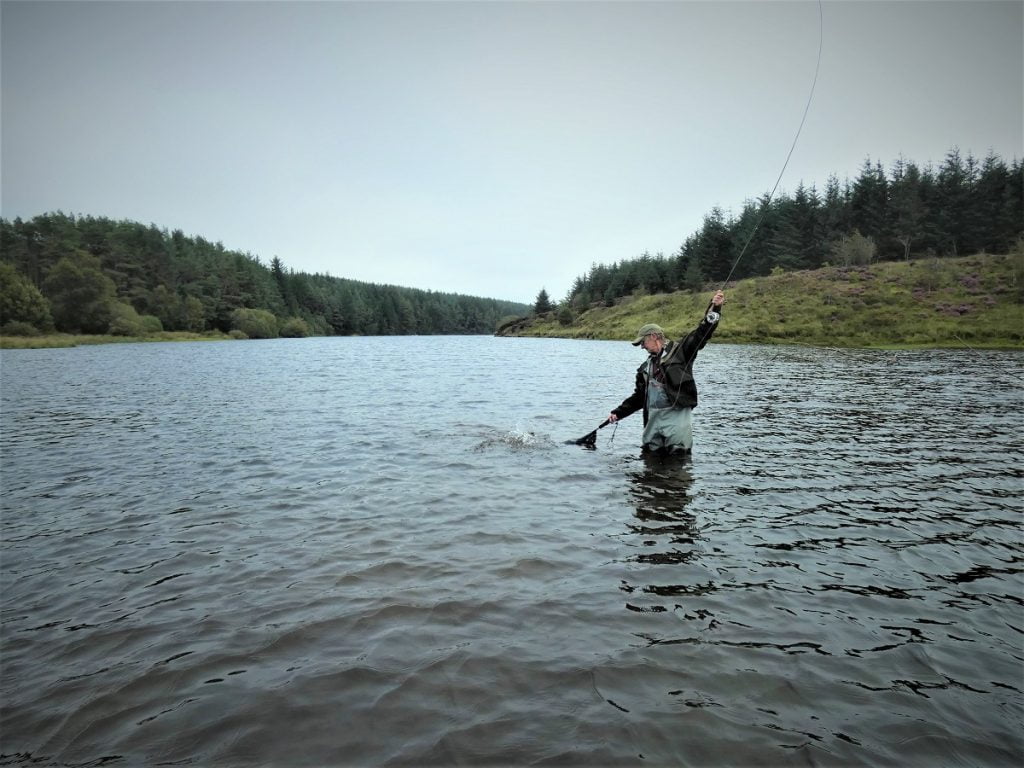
[
  {"xmin": 0, "ymin": 331, "xmax": 232, "ymax": 350},
  {"xmin": 2, "ymin": 332, "xmax": 1021, "ymax": 351}
]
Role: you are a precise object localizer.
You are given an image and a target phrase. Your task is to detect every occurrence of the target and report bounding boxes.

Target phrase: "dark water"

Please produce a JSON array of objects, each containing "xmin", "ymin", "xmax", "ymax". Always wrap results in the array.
[{"xmin": 1, "ymin": 336, "xmax": 1021, "ymax": 767}]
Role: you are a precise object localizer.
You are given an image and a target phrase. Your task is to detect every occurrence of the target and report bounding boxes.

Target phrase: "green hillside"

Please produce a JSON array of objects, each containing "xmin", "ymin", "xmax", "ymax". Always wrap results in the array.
[
  {"xmin": 0, "ymin": 212, "xmax": 531, "ymax": 344},
  {"xmin": 498, "ymin": 252, "xmax": 1024, "ymax": 348}
]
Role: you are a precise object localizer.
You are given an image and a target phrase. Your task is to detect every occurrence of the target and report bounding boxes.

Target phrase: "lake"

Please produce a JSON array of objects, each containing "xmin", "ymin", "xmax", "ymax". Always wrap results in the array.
[{"xmin": 1, "ymin": 336, "xmax": 1021, "ymax": 766}]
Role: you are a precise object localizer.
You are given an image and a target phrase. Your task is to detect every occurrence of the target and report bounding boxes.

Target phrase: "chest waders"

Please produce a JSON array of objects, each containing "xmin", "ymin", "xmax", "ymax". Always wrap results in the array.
[{"xmin": 641, "ymin": 354, "xmax": 694, "ymax": 453}]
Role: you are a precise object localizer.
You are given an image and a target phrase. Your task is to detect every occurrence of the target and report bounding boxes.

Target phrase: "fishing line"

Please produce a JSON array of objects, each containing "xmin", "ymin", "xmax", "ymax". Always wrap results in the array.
[
  {"xmin": 716, "ymin": 0, "xmax": 824, "ymax": 292},
  {"xmin": 663, "ymin": 0, "xmax": 824, "ymax": 409},
  {"xmin": 951, "ymin": 331, "xmax": 1024, "ymax": 383}
]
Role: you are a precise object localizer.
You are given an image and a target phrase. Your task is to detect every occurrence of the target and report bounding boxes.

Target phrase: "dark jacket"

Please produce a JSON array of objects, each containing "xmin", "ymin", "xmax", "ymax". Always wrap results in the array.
[{"xmin": 611, "ymin": 307, "xmax": 721, "ymax": 426}]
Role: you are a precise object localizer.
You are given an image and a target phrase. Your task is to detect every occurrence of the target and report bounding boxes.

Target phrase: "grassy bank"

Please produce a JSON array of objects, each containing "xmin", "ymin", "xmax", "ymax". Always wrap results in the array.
[
  {"xmin": 500, "ymin": 253, "xmax": 1024, "ymax": 348},
  {"xmin": 0, "ymin": 330, "xmax": 233, "ymax": 350}
]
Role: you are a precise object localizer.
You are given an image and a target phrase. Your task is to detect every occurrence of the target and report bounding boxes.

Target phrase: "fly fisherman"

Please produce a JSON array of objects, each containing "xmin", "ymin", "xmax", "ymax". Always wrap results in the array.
[{"xmin": 607, "ymin": 290, "xmax": 725, "ymax": 454}]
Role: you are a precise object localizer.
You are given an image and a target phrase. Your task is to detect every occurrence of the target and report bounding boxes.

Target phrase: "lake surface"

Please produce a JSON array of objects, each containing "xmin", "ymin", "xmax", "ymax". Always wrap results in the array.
[{"xmin": 1, "ymin": 336, "xmax": 1021, "ymax": 766}]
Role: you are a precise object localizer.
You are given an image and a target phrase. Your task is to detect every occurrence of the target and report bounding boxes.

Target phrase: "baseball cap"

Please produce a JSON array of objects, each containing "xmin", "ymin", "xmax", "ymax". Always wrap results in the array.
[{"xmin": 631, "ymin": 323, "xmax": 664, "ymax": 345}]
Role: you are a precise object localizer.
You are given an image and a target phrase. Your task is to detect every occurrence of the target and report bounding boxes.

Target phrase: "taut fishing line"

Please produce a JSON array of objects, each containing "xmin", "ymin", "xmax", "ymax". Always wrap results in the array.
[
  {"xmin": 669, "ymin": 0, "xmax": 824, "ymax": 399},
  {"xmin": 716, "ymin": 0, "xmax": 824, "ymax": 291},
  {"xmin": 952, "ymin": 332, "xmax": 1024, "ymax": 383}
]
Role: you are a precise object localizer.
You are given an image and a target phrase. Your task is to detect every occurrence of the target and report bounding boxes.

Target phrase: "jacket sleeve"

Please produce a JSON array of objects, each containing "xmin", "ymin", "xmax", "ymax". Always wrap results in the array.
[
  {"xmin": 611, "ymin": 365, "xmax": 646, "ymax": 420},
  {"xmin": 677, "ymin": 303, "xmax": 722, "ymax": 361}
]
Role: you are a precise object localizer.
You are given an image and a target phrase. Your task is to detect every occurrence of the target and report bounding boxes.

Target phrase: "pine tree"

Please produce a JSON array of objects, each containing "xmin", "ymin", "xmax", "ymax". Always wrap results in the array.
[
  {"xmin": 851, "ymin": 159, "xmax": 891, "ymax": 256},
  {"xmin": 533, "ymin": 288, "xmax": 552, "ymax": 314},
  {"xmin": 682, "ymin": 255, "xmax": 704, "ymax": 292},
  {"xmin": 890, "ymin": 158, "xmax": 926, "ymax": 260},
  {"xmin": 696, "ymin": 207, "xmax": 734, "ymax": 282}
]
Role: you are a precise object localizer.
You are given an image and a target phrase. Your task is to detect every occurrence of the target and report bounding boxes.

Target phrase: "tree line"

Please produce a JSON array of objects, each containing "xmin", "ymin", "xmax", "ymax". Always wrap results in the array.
[
  {"xmin": 559, "ymin": 148, "xmax": 1022, "ymax": 312},
  {"xmin": 0, "ymin": 213, "xmax": 530, "ymax": 337}
]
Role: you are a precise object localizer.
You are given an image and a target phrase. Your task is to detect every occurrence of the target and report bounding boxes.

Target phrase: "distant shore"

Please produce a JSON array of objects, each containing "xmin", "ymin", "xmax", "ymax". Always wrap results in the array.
[
  {"xmin": 3, "ymin": 253, "xmax": 1022, "ymax": 351},
  {"xmin": 0, "ymin": 331, "xmax": 232, "ymax": 350},
  {"xmin": 496, "ymin": 253, "xmax": 1024, "ymax": 349}
]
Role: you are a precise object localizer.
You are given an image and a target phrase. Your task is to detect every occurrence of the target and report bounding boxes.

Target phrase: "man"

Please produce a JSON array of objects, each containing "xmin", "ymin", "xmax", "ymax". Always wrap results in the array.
[{"xmin": 607, "ymin": 290, "xmax": 725, "ymax": 454}]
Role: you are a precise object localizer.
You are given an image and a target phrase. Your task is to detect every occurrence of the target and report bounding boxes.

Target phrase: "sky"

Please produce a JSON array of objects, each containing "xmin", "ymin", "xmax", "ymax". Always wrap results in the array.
[{"xmin": 2, "ymin": 1, "xmax": 1021, "ymax": 305}]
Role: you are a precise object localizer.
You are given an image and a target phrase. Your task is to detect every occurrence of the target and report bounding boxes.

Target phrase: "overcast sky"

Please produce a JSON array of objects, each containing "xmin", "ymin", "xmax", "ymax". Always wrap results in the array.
[{"xmin": 2, "ymin": 1, "xmax": 1021, "ymax": 304}]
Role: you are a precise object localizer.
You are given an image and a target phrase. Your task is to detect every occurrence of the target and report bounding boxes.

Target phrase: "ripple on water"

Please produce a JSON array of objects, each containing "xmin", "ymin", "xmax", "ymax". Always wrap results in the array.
[{"xmin": 1, "ymin": 340, "xmax": 1021, "ymax": 766}]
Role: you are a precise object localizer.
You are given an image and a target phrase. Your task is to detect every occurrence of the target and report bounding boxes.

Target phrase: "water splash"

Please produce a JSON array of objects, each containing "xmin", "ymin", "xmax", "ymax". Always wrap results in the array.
[{"xmin": 474, "ymin": 425, "xmax": 552, "ymax": 452}]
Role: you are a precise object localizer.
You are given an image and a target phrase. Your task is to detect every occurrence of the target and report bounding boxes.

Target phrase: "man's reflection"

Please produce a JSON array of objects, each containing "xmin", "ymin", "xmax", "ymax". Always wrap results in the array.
[
  {"xmin": 620, "ymin": 451, "xmax": 705, "ymax": 627},
  {"xmin": 626, "ymin": 450, "xmax": 697, "ymax": 532}
]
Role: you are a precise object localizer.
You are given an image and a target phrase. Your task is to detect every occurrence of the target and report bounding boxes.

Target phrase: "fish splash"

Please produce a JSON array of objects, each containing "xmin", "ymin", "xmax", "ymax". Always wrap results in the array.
[{"xmin": 474, "ymin": 426, "xmax": 552, "ymax": 452}]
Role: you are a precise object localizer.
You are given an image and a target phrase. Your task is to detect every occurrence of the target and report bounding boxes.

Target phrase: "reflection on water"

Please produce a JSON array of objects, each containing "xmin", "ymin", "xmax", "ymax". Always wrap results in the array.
[
  {"xmin": 627, "ymin": 451, "xmax": 696, "ymax": 522},
  {"xmin": 621, "ymin": 452, "xmax": 703, "ymax": 622},
  {"xmin": 1, "ymin": 338, "xmax": 1021, "ymax": 766}
]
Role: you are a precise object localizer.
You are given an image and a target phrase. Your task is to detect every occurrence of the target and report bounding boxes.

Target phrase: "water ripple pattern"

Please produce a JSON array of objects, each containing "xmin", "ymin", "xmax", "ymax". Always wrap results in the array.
[{"xmin": 1, "ymin": 337, "xmax": 1021, "ymax": 766}]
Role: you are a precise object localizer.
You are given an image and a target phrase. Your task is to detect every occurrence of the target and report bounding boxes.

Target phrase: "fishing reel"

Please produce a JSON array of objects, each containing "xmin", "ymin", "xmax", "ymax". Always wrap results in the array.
[{"xmin": 705, "ymin": 310, "xmax": 721, "ymax": 324}]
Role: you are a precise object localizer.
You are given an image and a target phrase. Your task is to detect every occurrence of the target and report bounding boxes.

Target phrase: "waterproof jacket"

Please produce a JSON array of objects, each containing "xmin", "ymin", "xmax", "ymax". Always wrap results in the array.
[{"xmin": 611, "ymin": 307, "xmax": 721, "ymax": 426}]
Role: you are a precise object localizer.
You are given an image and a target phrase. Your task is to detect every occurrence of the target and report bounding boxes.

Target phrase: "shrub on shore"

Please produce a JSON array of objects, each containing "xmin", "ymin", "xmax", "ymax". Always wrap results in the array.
[
  {"xmin": 0, "ymin": 262, "xmax": 53, "ymax": 331},
  {"xmin": 1, "ymin": 321, "xmax": 40, "ymax": 337},
  {"xmin": 279, "ymin": 317, "xmax": 311, "ymax": 338},
  {"xmin": 230, "ymin": 308, "xmax": 278, "ymax": 339}
]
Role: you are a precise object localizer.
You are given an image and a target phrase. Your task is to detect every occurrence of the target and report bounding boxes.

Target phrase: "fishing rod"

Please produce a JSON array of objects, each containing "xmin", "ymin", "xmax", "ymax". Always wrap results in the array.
[{"xmin": 570, "ymin": 0, "xmax": 824, "ymax": 448}]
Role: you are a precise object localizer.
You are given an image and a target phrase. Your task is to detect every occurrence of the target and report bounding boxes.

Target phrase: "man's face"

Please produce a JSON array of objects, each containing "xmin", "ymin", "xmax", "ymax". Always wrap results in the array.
[{"xmin": 641, "ymin": 334, "xmax": 664, "ymax": 355}]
